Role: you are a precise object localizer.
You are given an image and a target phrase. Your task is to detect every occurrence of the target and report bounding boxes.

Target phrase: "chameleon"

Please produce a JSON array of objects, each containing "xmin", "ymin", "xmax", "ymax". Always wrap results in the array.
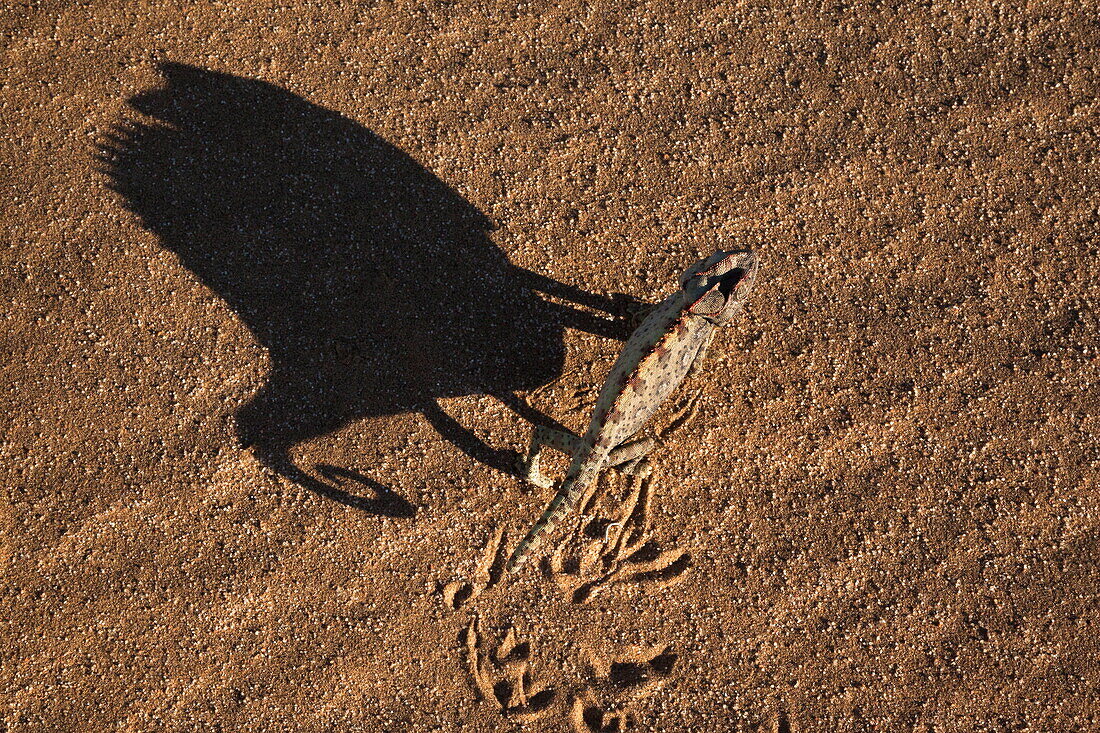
[{"xmin": 506, "ymin": 249, "xmax": 759, "ymax": 572}]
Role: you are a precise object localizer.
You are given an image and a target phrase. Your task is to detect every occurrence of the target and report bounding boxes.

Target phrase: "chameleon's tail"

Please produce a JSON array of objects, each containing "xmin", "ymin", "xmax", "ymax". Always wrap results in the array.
[
  {"xmin": 506, "ymin": 488, "xmax": 577, "ymax": 572},
  {"xmin": 507, "ymin": 446, "xmax": 609, "ymax": 573}
]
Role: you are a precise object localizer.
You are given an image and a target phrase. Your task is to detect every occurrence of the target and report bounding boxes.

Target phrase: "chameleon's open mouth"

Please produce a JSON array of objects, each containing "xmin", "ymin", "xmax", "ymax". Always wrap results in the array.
[{"xmin": 717, "ymin": 268, "xmax": 745, "ymax": 299}]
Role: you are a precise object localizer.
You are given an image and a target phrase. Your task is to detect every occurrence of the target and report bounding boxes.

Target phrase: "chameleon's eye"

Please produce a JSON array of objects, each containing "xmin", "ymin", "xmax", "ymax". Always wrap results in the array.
[
  {"xmin": 680, "ymin": 250, "xmax": 756, "ymax": 290},
  {"xmin": 688, "ymin": 287, "xmax": 726, "ymax": 317},
  {"xmin": 679, "ymin": 257, "xmax": 712, "ymax": 287}
]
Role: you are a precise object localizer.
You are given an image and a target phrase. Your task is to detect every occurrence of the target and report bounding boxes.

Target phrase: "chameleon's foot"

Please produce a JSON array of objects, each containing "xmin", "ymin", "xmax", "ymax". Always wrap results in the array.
[
  {"xmin": 516, "ymin": 454, "xmax": 555, "ymax": 490},
  {"xmin": 611, "ymin": 292, "xmax": 651, "ymax": 321},
  {"xmin": 516, "ymin": 425, "xmax": 580, "ymax": 490},
  {"xmin": 606, "ymin": 292, "xmax": 654, "ymax": 336},
  {"xmin": 619, "ymin": 456, "xmax": 652, "ymax": 478},
  {"xmin": 607, "ymin": 437, "xmax": 654, "ymax": 474}
]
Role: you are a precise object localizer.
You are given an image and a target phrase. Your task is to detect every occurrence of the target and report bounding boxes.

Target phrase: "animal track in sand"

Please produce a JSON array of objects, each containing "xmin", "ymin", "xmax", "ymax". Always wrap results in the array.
[
  {"xmin": 443, "ymin": 532, "xmax": 558, "ymax": 722},
  {"xmin": 569, "ymin": 645, "xmax": 679, "ymax": 732},
  {"xmin": 462, "ymin": 617, "xmax": 557, "ymax": 722},
  {"xmin": 546, "ymin": 473, "xmax": 692, "ymax": 604},
  {"xmin": 442, "ymin": 525, "xmax": 507, "ymax": 610},
  {"xmin": 461, "ymin": 618, "xmax": 679, "ymax": 731},
  {"xmin": 439, "ymin": 468, "xmax": 686, "ymax": 729}
]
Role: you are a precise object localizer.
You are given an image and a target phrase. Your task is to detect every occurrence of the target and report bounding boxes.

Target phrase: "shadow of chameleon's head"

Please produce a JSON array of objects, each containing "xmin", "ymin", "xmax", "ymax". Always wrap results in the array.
[{"xmin": 680, "ymin": 249, "xmax": 759, "ymax": 326}]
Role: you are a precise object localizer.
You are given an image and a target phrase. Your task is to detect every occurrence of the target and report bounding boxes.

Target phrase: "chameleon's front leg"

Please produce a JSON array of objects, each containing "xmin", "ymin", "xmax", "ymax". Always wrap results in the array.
[
  {"xmin": 616, "ymin": 293, "xmax": 655, "ymax": 329},
  {"xmin": 653, "ymin": 330, "xmax": 717, "ymax": 442},
  {"xmin": 686, "ymin": 328, "xmax": 718, "ymax": 380},
  {"xmin": 518, "ymin": 425, "xmax": 582, "ymax": 489}
]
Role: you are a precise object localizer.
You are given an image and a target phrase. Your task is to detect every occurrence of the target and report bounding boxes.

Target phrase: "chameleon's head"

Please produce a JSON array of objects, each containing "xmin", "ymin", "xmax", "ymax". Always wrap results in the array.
[{"xmin": 679, "ymin": 249, "xmax": 759, "ymax": 325}]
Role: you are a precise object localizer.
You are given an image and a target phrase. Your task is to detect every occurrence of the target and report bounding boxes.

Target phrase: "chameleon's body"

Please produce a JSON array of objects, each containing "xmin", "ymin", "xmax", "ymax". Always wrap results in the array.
[{"xmin": 506, "ymin": 250, "xmax": 759, "ymax": 572}]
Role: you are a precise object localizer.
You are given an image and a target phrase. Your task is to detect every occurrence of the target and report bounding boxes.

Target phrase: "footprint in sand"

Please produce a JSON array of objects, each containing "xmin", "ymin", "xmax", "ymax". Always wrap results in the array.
[
  {"xmin": 569, "ymin": 645, "xmax": 679, "ymax": 732},
  {"xmin": 545, "ymin": 473, "xmax": 693, "ymax": 604},
  {"xmin": 438, "ymin": 443, "xmax": 689, "ymax": 729},
  {"xmin": 441, "ymin": 473, "xmax": 691, "ymax": 609},
  {"xmin": 461, "ymin": 617, "xmax": 679, "ymax": 731},
  {"xmin": 441, "ymin": 528, "xmax": 558, "ymax": 722},
  {"xmin": 462, "ymin": 617, "xmax": 557, "ymax": 722},
  {"xmin": 441, "ymin": 525, "xmax": 508, "ymax": 610}
]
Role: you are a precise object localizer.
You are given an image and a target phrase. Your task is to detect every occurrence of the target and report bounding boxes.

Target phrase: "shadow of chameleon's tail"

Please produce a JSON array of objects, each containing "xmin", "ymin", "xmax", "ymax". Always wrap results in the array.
[{"xmin": 255, "ymin": 446, "xmax": 417, "ymax": 518}]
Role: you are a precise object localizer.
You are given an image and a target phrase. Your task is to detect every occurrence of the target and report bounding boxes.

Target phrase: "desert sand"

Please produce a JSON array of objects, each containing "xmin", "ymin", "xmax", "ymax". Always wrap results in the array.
[{"xmin": 3, "ymin": 1, "xmax": 1099, "ymax": 730}]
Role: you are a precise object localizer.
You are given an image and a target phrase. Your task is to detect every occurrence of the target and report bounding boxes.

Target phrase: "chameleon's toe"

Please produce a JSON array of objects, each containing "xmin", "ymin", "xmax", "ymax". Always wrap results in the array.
[
  {"xmin": 620, "ymin": 457, "xmax": 653, "ymax": 478},
  {"xmin": 610, "ymin": 293, "xmax": 655, "ymax": 329},
  {"xmin": 530, "ymin": 472, "xmax": 555, "ymax": 490}
]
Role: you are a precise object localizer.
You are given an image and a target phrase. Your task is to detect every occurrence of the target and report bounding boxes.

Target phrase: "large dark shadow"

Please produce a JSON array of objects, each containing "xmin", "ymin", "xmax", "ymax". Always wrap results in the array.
[{"xmin": 97, "ymin": 63, "xmax": 636, "ymax": 515}]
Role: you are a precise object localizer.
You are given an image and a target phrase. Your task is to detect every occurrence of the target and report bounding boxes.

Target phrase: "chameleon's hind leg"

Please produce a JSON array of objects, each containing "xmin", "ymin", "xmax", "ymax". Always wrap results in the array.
[
  {"xmin": 607, "ymin": 437, "xmax": 654, "ymax": 477},
  {"xmin": 517, "ymin": 425, "xmax": 581, "ymax": 490},
  {"xmin": 575, "ymin": 437, "xmax": 655, "ymax": 515}
]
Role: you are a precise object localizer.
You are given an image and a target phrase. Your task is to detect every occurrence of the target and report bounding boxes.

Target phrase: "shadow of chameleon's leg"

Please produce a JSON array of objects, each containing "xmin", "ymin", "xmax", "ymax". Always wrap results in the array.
[
  {"xmin": 496, "ymin": 391, "xmax": 573, "ymax": 436},
  {"xmin": 541, "ymin": 303, "xmax": 635, "ymax": 341},
  {"xmin": 420, "ymin": 399, "xmax": 519, "ymax": 475},
  {"xmin": 513, "ymin": 266, "xmax": 644, "ymax": 342},
  {"xmin": 512, "ymin": 266, "xmax": 637, "ymax": 314}
]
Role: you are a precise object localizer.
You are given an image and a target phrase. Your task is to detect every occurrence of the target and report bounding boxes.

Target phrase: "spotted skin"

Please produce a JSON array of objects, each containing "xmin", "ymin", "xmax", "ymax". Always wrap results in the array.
[{"xmin": 506, "ymin": 250, "xmax": 760, "ymax": 572}]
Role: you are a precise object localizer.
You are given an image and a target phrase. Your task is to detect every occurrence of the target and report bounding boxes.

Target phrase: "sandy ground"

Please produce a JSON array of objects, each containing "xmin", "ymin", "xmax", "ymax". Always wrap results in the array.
[{"xmin": 3, "ymin": 1, "xmax": 1099, "ymax": 730}]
